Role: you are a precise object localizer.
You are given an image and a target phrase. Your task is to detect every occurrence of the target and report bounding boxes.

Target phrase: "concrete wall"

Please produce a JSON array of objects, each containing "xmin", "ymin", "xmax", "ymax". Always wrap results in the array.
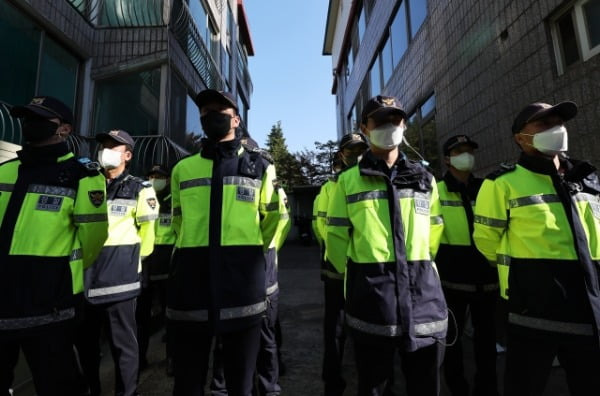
[{"xmin": 333, "ymin": 0, "xmax": 600, "ymax": 173}]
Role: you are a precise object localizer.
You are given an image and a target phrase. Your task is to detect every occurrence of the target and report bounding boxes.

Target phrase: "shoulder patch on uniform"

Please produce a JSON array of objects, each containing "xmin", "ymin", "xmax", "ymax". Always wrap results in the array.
[
  {"xmin": 146, "ymin": 197, "xmax": 157, "ymax": 209},
  {"xmin": 77, "ymin": 157, "xmax": 101, "ymax": 173},
  {"xmin": 244, "ymin": 145, "xmax": 274, "ymax": 164},
  {"xmin": 88, "ymin": 190, "xmax": 105, "ymax": 207},
  {"xmin": 485, "ymin": 162, "xmax": 516, "ymax": 180}
]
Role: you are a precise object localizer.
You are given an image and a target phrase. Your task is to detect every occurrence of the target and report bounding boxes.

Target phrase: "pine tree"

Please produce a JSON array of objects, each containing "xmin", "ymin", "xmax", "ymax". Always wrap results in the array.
[{"xmin": 265, "ymin": 121, "xmax": 306, "ymax": 189}]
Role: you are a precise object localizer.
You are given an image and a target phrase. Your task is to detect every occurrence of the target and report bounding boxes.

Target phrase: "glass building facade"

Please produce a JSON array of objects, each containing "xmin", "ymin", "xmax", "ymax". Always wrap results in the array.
[{"xmin": 0, "ymin": 0, "xmax": 255, "ymax": 167}]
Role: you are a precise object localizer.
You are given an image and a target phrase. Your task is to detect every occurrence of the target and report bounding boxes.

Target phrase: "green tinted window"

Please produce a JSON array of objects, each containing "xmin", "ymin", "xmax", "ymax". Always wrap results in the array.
[
  {"xmin": 38, "ymin": 36, "xmax": 79, "ymax": 111},
  {"xmin": 0, "ymin": 1, "xmax": 40, "ymax": 106},
  {"xmin": 94, "ymin": 69, "xmax": 160, "ymax": 136}
]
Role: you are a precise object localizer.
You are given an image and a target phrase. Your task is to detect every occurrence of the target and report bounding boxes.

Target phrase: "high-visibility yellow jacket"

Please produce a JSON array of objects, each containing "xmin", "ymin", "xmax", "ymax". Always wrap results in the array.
[
  {"xmin": 84, "ymin": 172, "xmax": 158, "ymax": 304},
  {"xmin": 314, "ymin": 178, "xmax": 344, "ymax": 281},
  {"xmin": 265, "ymin": 186, "xmax": 291, "ymax": 297},
  {"xmin": 146, "ymin": 188, "xmax": 175, "ymax": 282},
  {"xmin": 0, "ymin": 143, "xmax": 108, "ymax": 332},
  {"xmin": 474, "ymin": 153, "xmax": 600, "ymax": 338},
  {"xmin": 326, "ymin": 151, "xmax": 447, "ymax": 351},
  {"xmin": 155, "ymin": 189, "xmax": 175, "ymax": 246},
  {"xmin": 436, "ymin": 172, "xmax": 498, "ymax": 292},
  {"xmin": 166, "ymin": 138, "xmax": 286, "ymax": 332}
]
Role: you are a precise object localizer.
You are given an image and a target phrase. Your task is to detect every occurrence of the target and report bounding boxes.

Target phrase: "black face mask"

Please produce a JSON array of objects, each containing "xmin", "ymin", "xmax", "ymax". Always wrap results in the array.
[
  {"xmin": 21, "ymin": 117, "xmax": 58, "ymax": 143},
  {"xmin": 201, "ymin": 112, "xmax": 232, "ymax": 141}
]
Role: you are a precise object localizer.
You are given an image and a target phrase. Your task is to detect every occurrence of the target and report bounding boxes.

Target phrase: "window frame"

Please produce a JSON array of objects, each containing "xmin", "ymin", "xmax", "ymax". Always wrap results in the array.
[{"xmin": 550, "ymin": 0, "xmax": 600, "ymax": 74}]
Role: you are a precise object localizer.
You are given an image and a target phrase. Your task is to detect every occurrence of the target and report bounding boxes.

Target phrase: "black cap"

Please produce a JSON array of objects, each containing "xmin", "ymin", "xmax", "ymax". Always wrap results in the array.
[
  {"xmin": 96, "ymin": 129, "xmax": 135, "ymax": 148},
  {"xmin": 443, "ymin": 134, "xmax": 479, "ymax": 156},
  {"xmin": 10, "ymin": 96, "xmax": 74, "ymax": 124},
  {"xmin": 511, "ymin": 101, "xmax": 577, "ymax": 134},
  {"xmin": 339, "ymin": 132, "xmax": 368, "ymax": 150},
  {"xmin": 147, "ymin": 164, "xmax": 170, "ymax": 177},
  {"xmin": 195, "ymin": 89, "xmax": 238, "ymax": 112},
  {"xmin": 361, "ymin": 95, "xmax": 407, "ymax": 124}
]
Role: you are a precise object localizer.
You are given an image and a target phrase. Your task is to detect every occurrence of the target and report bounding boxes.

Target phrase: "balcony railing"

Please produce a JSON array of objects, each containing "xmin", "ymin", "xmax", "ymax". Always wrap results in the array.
[
  {"xmin": 67, "ymin": 0, "xmax": 167, "ymax": 27},
  {"xmin": 236, "ymin": 45, "xmax": 253, "ymax": 96},
  {"xmin": 170, "ymin": 0, "xmax": 225, "ymax": 90},
  {"xmin": 0, "ymin": 101, "xmax": 21, "ymax": 146}
]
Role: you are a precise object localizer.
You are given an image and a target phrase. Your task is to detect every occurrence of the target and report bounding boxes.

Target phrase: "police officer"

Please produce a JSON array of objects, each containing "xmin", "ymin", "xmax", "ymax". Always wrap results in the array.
[
  {"xmin": 326, "ymin": 95, "xmax": 447, "ymax": 396},
  {"xmin": 473, "ymin": 101, "xmax": 600, "ymax": 395},
  {"xmin": 136, "ymin": 164, "xmax": 175, "ymax": 373},
  {"xmin": 0, "ymin": 96, "xmax": 108, "ymax": 395},
  {"xmin": 76, "ymin": 129, "xmax": 158, "ymax": 396},
  {"xmin": 315, "ymin": 133, "xmax": 368, "ymax": 396},
  {"xmin": 436, "ymin": 135, "xmax": 498, "ymax": 396},
  {"xmin": 209, "ymin": 138, "xmax": 291, "ymax": 396},
  {"xmin": 167, "ymin": 90, "xmax": 287, "ymax": 396}
]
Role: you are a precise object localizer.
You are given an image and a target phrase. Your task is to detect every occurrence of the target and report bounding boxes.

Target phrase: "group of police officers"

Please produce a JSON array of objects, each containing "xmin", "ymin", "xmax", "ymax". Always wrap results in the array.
[
  {"xmin": 0, "ymin": 89, "xmax": 599, "ymax": 396},
  {"xmin": 312, "ymin": 95, "xmax": 600, "ymax": 396}
]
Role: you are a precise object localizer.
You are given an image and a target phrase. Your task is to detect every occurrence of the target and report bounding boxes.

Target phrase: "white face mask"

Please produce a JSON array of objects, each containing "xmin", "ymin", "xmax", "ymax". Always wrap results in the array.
[
  {"xmin": 97, "ymin": 148, "xmax": 122, "ymax": 169},
  {"xmin": 369, "ymin": 123, "xmax": 406, "ymax": 150},
  {"xmin": 529, "ymin": 125, "xmax": 568, "ymax": 156},
  {"xmin": 449, "ymin": 152, "xmax": 475, "ymax": 171},
  {"xmin": 150, "ymin": 178, "xmax": 167, "ymax": 192}
]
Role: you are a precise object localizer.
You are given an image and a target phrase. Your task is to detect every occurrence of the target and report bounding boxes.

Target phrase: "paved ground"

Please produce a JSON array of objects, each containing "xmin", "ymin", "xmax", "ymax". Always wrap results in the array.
[{"xmin": 13, "ymin": 239, "xmax": 570, "ymax": 395}]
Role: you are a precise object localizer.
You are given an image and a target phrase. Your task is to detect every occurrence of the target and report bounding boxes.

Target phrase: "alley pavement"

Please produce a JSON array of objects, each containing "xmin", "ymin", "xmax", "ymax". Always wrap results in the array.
[{"xmin": 13, "ymin": 239, "xmax": 570, "ymax": 395}]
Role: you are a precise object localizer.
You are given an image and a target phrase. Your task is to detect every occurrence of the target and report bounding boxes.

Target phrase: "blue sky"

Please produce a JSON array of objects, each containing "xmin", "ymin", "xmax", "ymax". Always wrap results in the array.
[{"xmin": 244, "ymin": 0, "xmax": 337, "ymax": 153}]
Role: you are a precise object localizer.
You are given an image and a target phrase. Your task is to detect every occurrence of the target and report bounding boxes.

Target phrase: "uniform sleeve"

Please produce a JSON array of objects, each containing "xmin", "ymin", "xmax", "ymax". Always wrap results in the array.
[
  {"xmin": 312, "ymin": 193, "xmax": 322, "ymax": 246},
  {"xmin": 135, "ymin": 185, "xmax": 159, "ymax": 258},
  {"xmin": 170, "ymin": 165, "xmax": 181, "ymax": 239},
  {"xmin": 325, "ymin": 177, "xmax": 351, "ymax": 273},
  {"xmin": 260, "ymin": 163, "xmax": 283, "ymax": 251},
  {"xmin": 317, "ymin": 182, "xmax": 331, "ymax": 247},
  {"xmin": 473, "ymin": 179, "xmax": 508, "ymax": 262},
  {"xmin": 74, "ymin": 173, "xmax": 109, "ymax": 269},
  {"xmin": 429, "ymin": 179, "xmax": 444, "ymax": 258},
  {"xmin": 271, "ymin": 187, "xmax": 291, "ymax": 251}
]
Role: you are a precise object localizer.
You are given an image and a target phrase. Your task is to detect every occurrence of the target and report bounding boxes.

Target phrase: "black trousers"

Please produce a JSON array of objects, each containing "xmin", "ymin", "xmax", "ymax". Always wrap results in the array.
[
  {"xmin": 504, "ymin": 325, "xmax": 600, "ymax": 396},
  {"xmin": 210, "ymin": 296, "xmax": 281, "ymax": 396},
  {"xmin": 75, "ymin": 298, "xmax": 139, "ymax": 396},
  {"xmin": 136, "ymin": 279, "xmax": 168, "ymax": 366},
  {"xmin": 171, "ymin": 321, "xmax": 261, "ymax": 396},
  {"xmin": 442, "ymin": 288, "xmax": 498, "ymax": 396},
  {"xmin": 322, "ymin": 278, "xmax": 346, "ymax": 396},
  {"xmin": 353, "ymin": 336, "xmax": 444, "ymax": 396},
  {"xmin": 0, "ymin": 321, "xmax": 78, "ymax": 396}
]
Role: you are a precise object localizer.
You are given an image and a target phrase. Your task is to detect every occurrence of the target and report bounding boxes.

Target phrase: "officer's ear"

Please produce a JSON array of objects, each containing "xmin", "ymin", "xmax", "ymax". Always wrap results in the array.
[{"xmin": 123, "ymin": 149, "xmax": 133, "ymax": 162}]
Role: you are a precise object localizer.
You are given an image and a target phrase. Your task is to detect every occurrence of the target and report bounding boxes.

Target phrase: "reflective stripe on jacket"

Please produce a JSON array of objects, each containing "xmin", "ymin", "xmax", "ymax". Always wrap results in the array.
[
  {"xmin": 436, "ymin": 173, "xmax": 498, "ymax": 291},
  {"xmin": 325, "ymin": 151, "xmax": 447, "ymax": 352},
  {"xmin": 316, "ymin": 178, "xmax": 344, "ymax": 281},
  {"xmin": 85, "ymin": 172, "xmax": 158, "ymax": 304},
  {"xmin": 0, "ymin": 143, "xmax": 108, "ymax": 330},
  {"xmin": 154, "ymin": 190, "xmax": 175, "ymax": 246},
  {"xmin": 167, "ymin": 139, "xmax": 286, "ymax": 332},
  {"xmin": 473, "ymin": 153, "xmax": 600, "ymax": 338}
]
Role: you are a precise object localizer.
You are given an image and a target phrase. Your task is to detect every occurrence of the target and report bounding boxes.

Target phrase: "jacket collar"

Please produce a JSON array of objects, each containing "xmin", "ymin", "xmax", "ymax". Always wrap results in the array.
[
  {"xmin": 518, "ymin": 152, "xmax": 562, "ymax": 175},
  {"xmin": 200, "ymin": 137, "xmax": 242, "ymax": 160},
  {"xmin": 17, "ymin": 142, "xmax": 70, "ymax": 164},
  {"xmin": 358, "ymin": 150, "xmax": 432, "ymax": 192}
]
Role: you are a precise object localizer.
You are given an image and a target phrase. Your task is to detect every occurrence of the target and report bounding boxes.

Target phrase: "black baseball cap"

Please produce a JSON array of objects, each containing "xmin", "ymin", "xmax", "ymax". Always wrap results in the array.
[
  {"xmin": 511, "ymin": 101, "xmax": 577, "ymax": 134},
  {"xmin": 361, "ymin": 95, "xmax": 407, "ymax": 124},
  {"xmin": 443, "ymin": 134, "xmax": 478, "ymax": 156},
  {"xmin": 147, "ymin": 164, "xmax": 170, "ymax": 177},
  {"xmin": 10, "ymin": 96, "xmax": 74, "ymax": 124},
  {"xmin": 96, "ymin": 129, "xmax": 135, "ymax": 148},
  {"xmin": 339, "ymin": 132, "xmax": 368, "ymax": 150},
  {"xmin": 195, "ymin": 89, "xmax": 238, "ymax": 112}
]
